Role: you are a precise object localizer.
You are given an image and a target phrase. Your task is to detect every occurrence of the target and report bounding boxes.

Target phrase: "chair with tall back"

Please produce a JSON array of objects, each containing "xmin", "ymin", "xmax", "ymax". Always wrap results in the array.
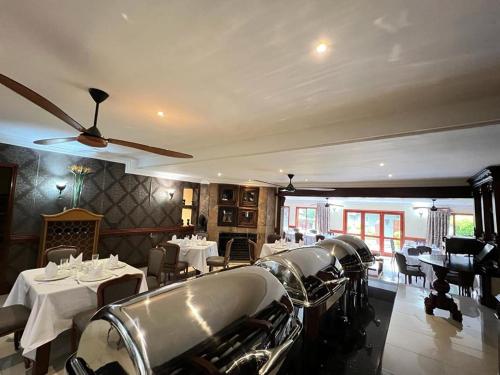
[
  {"xmin": 207, "ymin": 238, "xmax": 234, "ymax": 272},
  {"xmin": 266, "ymin": 233, "xmax": 281, "ymax": 243},
  {"xmin": 394, "ymin": 252, "xmax": 426, "ymax": 287},
  {"xmin": 315, "ymin": 234, "xmax": 325, "ymax": 242},
  {"xmin": 248, "ymin": 239, "xmax": 258, "ymax": 264},
  {"xmin": 147, "ymin": 247, "xmax": 165, "ymax": 290},
  {"xmin": 44, "ymin": 245, "xmax": 78, "ymax": 266},
  {"xmin": 416, "ymin": 245, "xmax": 432, "ymax": 255},
  {"xmin": 407, "ymin": 247, "xmax": 420, "ymax": 256},
  {"xmin": 72, "ymin": 274, "xmax": 143, "ymax": 350},
  {"xmin": 164, "ymin": 243, "xmax": 189, "ymax": 281},
  {"xmin": 0, "ymin": 305, "xmax": 31, "ymax": 351},
  {"xmin": 295, "ymin": 232, "xmax": 304, "ymax": 243}
]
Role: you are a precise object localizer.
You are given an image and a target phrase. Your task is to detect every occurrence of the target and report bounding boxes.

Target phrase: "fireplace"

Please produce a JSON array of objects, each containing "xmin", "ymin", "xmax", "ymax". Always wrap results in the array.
[{"xmin": 218, "ymin": 232, "xmax": 257, "ymax": 261}]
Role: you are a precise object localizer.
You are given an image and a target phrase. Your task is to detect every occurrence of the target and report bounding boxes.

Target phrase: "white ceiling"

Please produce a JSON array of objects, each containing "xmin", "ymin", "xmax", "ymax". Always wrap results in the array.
[{"xmin": 1, "ymin": 0, "xmax": 500, "ymax": 186}]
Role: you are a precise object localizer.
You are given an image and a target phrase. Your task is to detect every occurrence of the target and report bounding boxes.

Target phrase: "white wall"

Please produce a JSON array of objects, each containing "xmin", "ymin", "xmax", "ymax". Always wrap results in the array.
[{"xmin": 284, "ymin": 198, "xmax": 474, "ymax": 239}]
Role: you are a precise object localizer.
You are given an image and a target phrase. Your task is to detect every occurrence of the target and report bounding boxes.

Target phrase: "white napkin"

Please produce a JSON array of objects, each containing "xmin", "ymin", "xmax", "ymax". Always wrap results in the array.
[
  {"xmin": 275, "ymin": 239, "xmax": 279, "ymax": 244},
  {"xmin": 69, "ymin": 253, "xmax": 82, "ymax": 266},
  {"xmin": 202, "ymin": 237, "xmax": 207, "ymax": 242},
  {"xmin": 108, "ymin": 254, "xmax": 119, "ymax": 267},
  {"xmin": 89, "ymin": 264, "xmax": 104, "ymax": 278},
  {"xmin": 172, "ymin": 234, "xmax": 177, "ymax": 240},
  {"xmin": 45, "ymin": 262, "xmax": 58, "ymax": 278}
]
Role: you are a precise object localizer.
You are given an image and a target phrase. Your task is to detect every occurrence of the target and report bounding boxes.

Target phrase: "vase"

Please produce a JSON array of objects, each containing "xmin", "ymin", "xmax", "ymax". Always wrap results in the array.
[{"xmin": 72, "ymin": 174, "xmax": 86, "ymax": 208}]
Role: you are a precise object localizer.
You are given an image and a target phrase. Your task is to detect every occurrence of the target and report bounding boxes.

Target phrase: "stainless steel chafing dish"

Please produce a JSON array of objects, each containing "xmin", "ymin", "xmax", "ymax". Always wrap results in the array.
[
  {"xmin": 336, "ymin": 234, "xmax": 375, "ymax": 267},
  {"xmin": 317, "ymin": 238, "xmax": 366, "ymax": 315},
  {"xmin": 66, "ymin": 266, "xmax": 301, "ymax": 375},
  {"xmin": 255, "ymin": 246, "xmax": 348, "ymax": 339}
]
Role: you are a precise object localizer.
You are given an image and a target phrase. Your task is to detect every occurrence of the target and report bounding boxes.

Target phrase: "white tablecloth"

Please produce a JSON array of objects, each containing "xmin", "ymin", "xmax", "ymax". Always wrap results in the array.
[
  {"xmin": 169, "ymin": 240, "xmax": 218, "ymax": 274},
  {"xmin": 304, "ymin": 233, "xmax": 317, "ymax": 245},
  {"xmin": 260, "ymin": 242, "xmax": 299, "ymax": 258},
  {"xmin": 3, "ymin": 262, "xmax": 147, "ymax": 360},
  {"xmin": 404, "ymin": 254, "xmax": 436, "ymax": 286}
]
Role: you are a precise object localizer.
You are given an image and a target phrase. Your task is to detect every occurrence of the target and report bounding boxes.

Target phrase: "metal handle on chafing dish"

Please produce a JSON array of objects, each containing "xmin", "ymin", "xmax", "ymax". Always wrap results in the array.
[{"xmin": 225, "ymin": 319, "xmax": 302, "ymax": 375}]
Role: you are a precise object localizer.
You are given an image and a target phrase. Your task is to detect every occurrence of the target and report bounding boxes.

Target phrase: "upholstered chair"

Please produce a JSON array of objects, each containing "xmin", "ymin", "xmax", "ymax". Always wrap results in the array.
[
  {"xmin": 206, "ymin": 239, "xmax": 234, "ymax": 272},
  {"xmin": 248, "ymin": 239, "xmax": 258, "ymax": 264},
  {"xmin": 163, "ymin": 243, "xmax": 189, "ymax": 281},
  {"xmin": 44, "ymin": 245, "xmax": 78, "ymax": 266},
  {"xmin": 0, "ymin": 305, "xmax": 31, "ymax": 351},
  {"xmin": 147, "ymin": 247, "xmax": 166, "ymax": 290},
  {"xmin": 395, "ymin": 252, "xmax": 426, "ymax": 287},
  {"xmin": 266, "ymin": 233, "xmax": 281, "ymax": 243}
]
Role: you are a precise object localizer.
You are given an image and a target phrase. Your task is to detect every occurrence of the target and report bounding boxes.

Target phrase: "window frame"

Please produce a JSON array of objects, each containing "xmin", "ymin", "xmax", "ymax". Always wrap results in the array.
[
  {"xmin": 449, "ymin": 213, "xmax": 474, "ymax": 237},
  {"xmin": 295, "ymin": 206, "xmax": 317, "ymax": 231}
]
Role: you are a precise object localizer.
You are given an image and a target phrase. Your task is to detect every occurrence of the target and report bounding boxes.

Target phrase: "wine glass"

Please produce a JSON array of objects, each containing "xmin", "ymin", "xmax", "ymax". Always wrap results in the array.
[{"xmin": 92, "ymin": 254, "xmax": 99, "ymax": 267}]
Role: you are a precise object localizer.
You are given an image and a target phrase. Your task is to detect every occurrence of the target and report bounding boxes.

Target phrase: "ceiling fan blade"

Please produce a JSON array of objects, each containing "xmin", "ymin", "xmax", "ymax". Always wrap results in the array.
[
  {"xmin": 253, "ymin": 180, "xmax": 284, "ymax": 188},
  {"xmin": 0, "ymin": 73, "xmax": 86, "ymax": 132},
  {"xmin": 107, "ymin": 138, "xmax": 193, "ymax": 158},
  {"xmin": 298, "ymin": 187, "xmax": 337, "ymax": 191},
  {"xmin": 33, "ymin": 137, "xmax": 78, "ymax": 145}
]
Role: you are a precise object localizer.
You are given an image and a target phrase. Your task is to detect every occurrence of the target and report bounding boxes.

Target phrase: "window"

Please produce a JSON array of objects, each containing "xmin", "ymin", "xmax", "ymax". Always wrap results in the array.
[
  {"xmin": 449, "ymin": 214, "xmax": 474, "ymax": 237},
  {"xmin": 296, "ymin": 207, "xmax": 316, "ymax": 231},
  {"xmin": 344, "ymin": 210, "xmax": 404, "ymax": 255}
]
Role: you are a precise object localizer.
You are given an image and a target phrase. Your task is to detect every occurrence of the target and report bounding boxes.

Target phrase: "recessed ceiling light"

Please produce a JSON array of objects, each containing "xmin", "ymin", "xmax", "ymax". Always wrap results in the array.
[
  {"xmin": 157, "ymin": 111, "xmax": 165, "ymax": 117},
  {"xmin": 305, "ymin": 179, "xmax": 309, "ymax": 182},
  {"xmin": 121, "ymin": 13, "xmax": 129, "ymax": 21},
  {"xmin": 379, "ymin": 162, "xmax": 385, "ymax": 167},
  {"xmin": 279, "ymin": 169, "xmax": 283, "ymax": 173},
  {"xmin": 388, "ymin": 174, "xmax": 393, "ymax": 178},
  {"xmin": 217, "ymin": 172, "xmax": 222, "ymax": 177},
  {"xmin": 316, "ymin": 43, "xmax": 328, "ymax": 54}
]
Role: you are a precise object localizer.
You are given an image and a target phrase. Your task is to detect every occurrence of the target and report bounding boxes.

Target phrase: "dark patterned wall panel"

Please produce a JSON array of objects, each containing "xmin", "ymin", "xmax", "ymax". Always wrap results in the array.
[{"xmin": 0, "ymin": 142, "xmax": 200, "ymax": 284}]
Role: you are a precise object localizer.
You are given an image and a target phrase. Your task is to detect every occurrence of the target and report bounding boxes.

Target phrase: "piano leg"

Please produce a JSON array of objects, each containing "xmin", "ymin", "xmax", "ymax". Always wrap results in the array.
[{"xmin": 424, "ymin": 265, "xmax": 463, "ymax": 323}]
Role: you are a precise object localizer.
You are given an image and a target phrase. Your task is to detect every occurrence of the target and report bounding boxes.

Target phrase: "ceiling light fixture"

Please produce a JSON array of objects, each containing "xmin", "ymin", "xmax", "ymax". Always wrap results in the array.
[
  {"xmin": 217, "ymin": 172, "xmax": 222, "ymax": 177},
  {"xmin": 316, "ymin": 43, "xmax": 328, "ymax": 54},
  {"xmin": 379, "ymin": 162, "xmax": 385, "ymax": 167},
  {"xmin": 279, "ymin": 169, "xmax": 284, "ymax": 173},
  {"xmin": 157, "ymin": 111, "xmax": 165, "ymax": 117},
  {"xmin": 388, "ymin": 174, "xmax": 393, "ymax": 178}
]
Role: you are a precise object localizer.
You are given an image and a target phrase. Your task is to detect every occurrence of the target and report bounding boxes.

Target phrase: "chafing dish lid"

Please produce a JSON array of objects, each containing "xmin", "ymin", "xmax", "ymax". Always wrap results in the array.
[
  {"xmin": 73, "ymin": 266, "xmax": 294, "ymax": 374},
  {"xmin": 336, "ymin": 234, "xmax": 374, "ymax": 265},
  {"xmin": 318, "ymin": 239, "xmax": 364, "ymax": 271},
  {"xmin": 255, "ymin": 246, "xmax": 344, "ymax": 306}
]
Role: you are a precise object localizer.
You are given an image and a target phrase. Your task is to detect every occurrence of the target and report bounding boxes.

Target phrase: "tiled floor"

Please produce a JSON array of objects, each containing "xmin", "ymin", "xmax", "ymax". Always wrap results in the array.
[{"xmin": 382, "ymin": 284, "xmax": 499, "ymax": 375}]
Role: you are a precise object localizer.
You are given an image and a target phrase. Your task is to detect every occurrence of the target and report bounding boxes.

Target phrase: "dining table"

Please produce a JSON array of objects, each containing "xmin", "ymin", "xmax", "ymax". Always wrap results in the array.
[
  {"xmin": 418, "ymin": 254, "xmax": 475, "ymax": 322},
  {"xmin": 168, "ymin": 239, "xmax": 218, "ymax": 274},
  {"xmin": 399, "ymin": 246, "xmax": 442, "ymax": 285},
  {"xmin": 3, "ymin": 259, "xmax": 147, "ymax": 374},
  {"xmin": 259, "ymin": 242, "xmax": 300, "ymax": 258}
]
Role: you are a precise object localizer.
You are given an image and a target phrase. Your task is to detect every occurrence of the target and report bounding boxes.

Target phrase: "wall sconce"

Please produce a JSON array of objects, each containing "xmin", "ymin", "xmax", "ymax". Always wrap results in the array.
[
  {"xmin": 167, "ymin": 189, "xmax": 175, "ymax": 200},
  {"xmin": 56, "ymin": 182, "xmax": 67, "ymax": 199}
]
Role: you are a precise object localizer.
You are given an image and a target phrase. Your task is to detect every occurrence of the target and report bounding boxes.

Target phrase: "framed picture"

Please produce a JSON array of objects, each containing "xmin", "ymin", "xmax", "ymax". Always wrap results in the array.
[
  {"xmin": 218, "ymin": 184, "xmax": 238, "ymax": 205},
  {"xmin": 239, "ymin": 186, "xmax": 259, "ymax": 207},
  {"xmin": 237, "ymin": 208, "xmax": 258, "ymax": 228},
  {"xmin": 217, "ymin": 206, "xmax": 237, "ymax": 227}
]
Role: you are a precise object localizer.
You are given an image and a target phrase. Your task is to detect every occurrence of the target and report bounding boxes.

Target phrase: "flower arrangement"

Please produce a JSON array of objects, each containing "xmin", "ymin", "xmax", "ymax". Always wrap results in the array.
[{"xmin": 69, "ymin": 165, "xmax": 93, "ymax": 208}]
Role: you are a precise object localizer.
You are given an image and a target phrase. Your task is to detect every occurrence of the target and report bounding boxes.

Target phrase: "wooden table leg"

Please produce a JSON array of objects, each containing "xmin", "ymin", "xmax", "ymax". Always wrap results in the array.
[
  {"xmin": 27, "ymin": 341, "xmax": 51, "ymax": 375},
  {"xmin": 424, "ymin": 265, "xmax": 462, "ymax": 322}
]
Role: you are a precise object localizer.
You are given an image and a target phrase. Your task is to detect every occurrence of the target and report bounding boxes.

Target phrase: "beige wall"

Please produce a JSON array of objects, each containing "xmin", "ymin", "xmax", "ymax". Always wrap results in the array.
[{"xmin": 204, "ymin": 184, "xmax": 276, "ymax": 253}]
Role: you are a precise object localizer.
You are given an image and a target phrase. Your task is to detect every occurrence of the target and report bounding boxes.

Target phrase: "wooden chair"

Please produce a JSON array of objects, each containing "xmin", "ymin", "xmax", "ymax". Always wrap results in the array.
[
  {"xmin": 295, "ymin": 232, "xmax": 304, "ymax": 243},
  {"xmin": 146, "ymin": 247, "xmax": 165, "ymax": 290},
  {"xmin": 163, "ymin": 243, "xmax": 189, "ymax": 281},
  {"xmin": 0, "ymin": 305, "xmax": 31, "ymax": 351},
  {"xmin": 207, "ymin": 239, "xmax": 233, "ymax": 272},
  {"xmin": 44, "ymin": 245, "xmax": 78, "ymax": 266},
  {"xmin": 266, "ymin": 233, "xmax": 281, "ymax": 243},
  {"xmin": 395, "ymin": 252, "xmax": 426, "ymax": 287},
  {"xmin": 72, "ymin": 274, "xmax": 142, "ymax": 351},
  {"xmin": 248, "ymin": 239, "xmax": 258, "ymax": 264},
  {"xmin": 445, "ymin": 271, "xmax": 474, "ymax": 297}
]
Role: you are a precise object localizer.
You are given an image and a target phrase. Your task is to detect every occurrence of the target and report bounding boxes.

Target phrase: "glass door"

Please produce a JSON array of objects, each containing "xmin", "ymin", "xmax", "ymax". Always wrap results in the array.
[
  {"xmin": 364, "ymin": 213, "xmax": 381, "ymax": 253},
  {"xmin": 383, "ymin": 214, "xmax": 402, "ymax": 255}
]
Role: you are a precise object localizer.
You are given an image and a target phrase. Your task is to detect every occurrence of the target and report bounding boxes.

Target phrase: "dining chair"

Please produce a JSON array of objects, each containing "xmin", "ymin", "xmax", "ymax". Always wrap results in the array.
[
  {"xmin": 195, "ymin": 232, "xmax": 208, "ymax": 239},
  {"xmin": 445, "ymin": 270, "xmax": 474, "ymax": 297},
  {"xmin": 207, "ymin": 238, "xmax": 233, "ymax": 272},
  {"xmin": 163, "ymin": 243, "xmax": 189, "ymax": 281},
  {"xmin": 394, "ymin": 252, "xmax": 426, "ymax": 287},
  {"xmin": 72, "ymin": 274, "xmax": 143, "ymax": 351},
  {"xmin": 266, "ymin": 233, "xmax": 281, "ymax": 243},
  {"xmin": 315, "ymin": 234, "xmax": 325, "ymax": 242},
  {"xmin": 294, "ymin": 232, "xmax": 304, "ymax": 243},
  {"xmin": 0, "ymin": 304, "xmax": 31, "ymax": 351},
  {"xmin": 248, "ymin": 239, "xmax": 258, "ymax": 264},
  {"xmin": 44, "ymin": 245, "xmax": 79, "ymax": 266},
  {"xmin": 416, "ymin": 245, "xmax": 432, "ymax": 255},
  {"xmin": 407, "ymin": 247, "xmax": 420, "ymax": 256},
  {"xmin": 146, "ymin": 247, "xmax": 166, "ymax": 290}
]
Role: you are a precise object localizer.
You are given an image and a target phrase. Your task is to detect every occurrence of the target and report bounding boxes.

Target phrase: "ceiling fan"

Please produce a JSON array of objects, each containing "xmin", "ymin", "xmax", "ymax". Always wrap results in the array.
[
  {"xmin": 254, "ymin": 173, "xmax": 336, "ymax": 193},
  {"xmin": 0, "ymin": 73, "xmax": 193, "ymax": 158}
]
